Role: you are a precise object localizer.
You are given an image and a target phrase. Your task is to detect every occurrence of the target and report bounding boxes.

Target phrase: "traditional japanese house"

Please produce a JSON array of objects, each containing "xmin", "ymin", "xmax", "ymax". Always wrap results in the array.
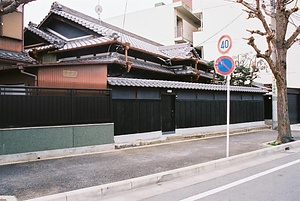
[{"xmin": 6, "ymin": 2, "xmax": 213, "ymax": 89}]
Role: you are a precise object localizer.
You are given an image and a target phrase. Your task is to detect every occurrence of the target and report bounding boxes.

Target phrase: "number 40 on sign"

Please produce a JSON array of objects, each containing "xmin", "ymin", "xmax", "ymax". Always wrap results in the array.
[{"xmin": 218, "ymin": 35, "xmax": 232, "ymax": 54}]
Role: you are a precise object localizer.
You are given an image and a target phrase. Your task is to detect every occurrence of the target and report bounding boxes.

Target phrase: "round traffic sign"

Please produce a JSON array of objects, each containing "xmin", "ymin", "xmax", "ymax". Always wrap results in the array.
[
  {"xmin": 214, "ymin": 56, "xmax": 235, "ymax": 76},
  {"xmin": 217, "ymin": 35, "xmax": 232, "ymax": 54}
]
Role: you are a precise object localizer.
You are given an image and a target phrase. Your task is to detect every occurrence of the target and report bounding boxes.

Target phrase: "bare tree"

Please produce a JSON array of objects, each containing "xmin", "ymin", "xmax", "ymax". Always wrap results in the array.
[
  {"xmin": 0, "ymin": 0, "xmax": 35, "ymax": 15},
  {"xmin": 237, "ymin": 0, "xmax": 300, "ymax": 144}
]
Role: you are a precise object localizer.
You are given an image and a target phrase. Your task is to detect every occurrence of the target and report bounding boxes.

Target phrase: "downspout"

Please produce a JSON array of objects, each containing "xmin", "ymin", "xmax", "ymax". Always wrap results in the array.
[
  {"xmin": 18, "ymin": 64, "xmax": 37, "ymax": 86},
  {"xmin": 194, "ymin": 58, "xmax": 200, "ymax": 81},
  {"xmin": 123, "ymin": 42, "xmax": 132, "ymax": 73}
]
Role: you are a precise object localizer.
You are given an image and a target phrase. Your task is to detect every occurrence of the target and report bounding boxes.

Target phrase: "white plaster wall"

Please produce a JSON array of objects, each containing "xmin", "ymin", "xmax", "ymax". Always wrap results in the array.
[
  {"xmin": 287, "ymin": 44, "xmax": 300, "ymax": 88},
  {"xmin": 104, "ymin": 4, "xmax": 175, "ymax": 45},
  {"xmin": 105, "ymin": 2, "xmax": 200, "ymax": 46},
  {"xmin": 176, "ymin": 10, "xmax": 198, "ymax": 43},
  {"xmin": 182, "ymin": 20, "xmax": 197, "ymax": 43}
]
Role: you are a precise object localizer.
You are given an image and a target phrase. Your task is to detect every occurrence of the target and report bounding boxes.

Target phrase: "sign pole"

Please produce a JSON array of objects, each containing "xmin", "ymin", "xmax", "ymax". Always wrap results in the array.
[
  {"xmin": 216, "ymin": 34, "xmax": 234, "ymax": 158},
  {"xmin": 226, "ymin": 75, "xmax": 230, "ymax": 158}
]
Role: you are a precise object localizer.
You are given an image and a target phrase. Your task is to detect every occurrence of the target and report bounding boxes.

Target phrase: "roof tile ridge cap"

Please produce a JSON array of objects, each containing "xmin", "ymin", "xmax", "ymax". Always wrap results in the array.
[
  {"xmin": 51, "ymin": 1, "xmax": 63, "ymax": 11},
  {"xmin": 47, "ymin": 2, "xmax": 163, "ymax": 47},
  {"xmin": 28, "ymin": 21, "xmax": 38, "ymax": 28},
  {"xmin": 50, "ymin": 1, "xmax": 100, "ymax": 25}
]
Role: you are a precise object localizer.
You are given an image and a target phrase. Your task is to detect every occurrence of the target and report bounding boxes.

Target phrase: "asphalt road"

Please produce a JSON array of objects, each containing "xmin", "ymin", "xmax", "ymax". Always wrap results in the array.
[
  {"xmin": 101, "ymin": 146, "xmax": 300, "ymax": 201},
  {"xmin": 1, "ymin": 129, "xmax": 300, "ymax": 200}
]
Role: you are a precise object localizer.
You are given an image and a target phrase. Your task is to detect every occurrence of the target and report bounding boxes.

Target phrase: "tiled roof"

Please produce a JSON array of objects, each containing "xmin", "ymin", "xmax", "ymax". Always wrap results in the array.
[
  {"xmin": 198, "ymin": 70, "xmax": 213, "ymax": 79},
  {"xmin": 58, "ymin": 53, "xmax": 176, "ymax": 75},
  {"xmin": 0, "ymin": 49, "xmax": 35, "ymax": 63},
  {"xmin": 60, "ymin": 36, "xmax": 111, "ymax": 50},
  {"xmin": 28, "ymin": 2, "xmax": 207, "ymax": 63},
  {"xmin": 59, "ymin": 53, "xmax": 214, "ymax": 77},
  {"xmin": 48, "ymin": 2, "xmax": 163, "ymax": 55},
  {"xmin": 26, "ymin": 22, "xmax": 65, "ymax": 46},
  {"xmin": 158, "ymin": 43, "xmax": 194, "ymax": 59},
  {"xmin": 108, "ymin": 77, "xmax": 267, "ymax": 93}
]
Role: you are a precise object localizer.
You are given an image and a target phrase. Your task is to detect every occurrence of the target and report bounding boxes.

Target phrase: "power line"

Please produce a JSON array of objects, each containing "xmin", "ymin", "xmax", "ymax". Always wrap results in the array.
[
  {"xmin": 122, "ymin": 0, "xmax": 128, "ymax": 30},
  {"xmin": 194, "ymin": 12, "xmax": 244, "ymax": 47},
  {"xmin": 195, "ymin": 0, "xmax": 300, "ymax": 48},
  {"xmin": 200, "ymin": 2, "xmax": 236, "ymax": 11}
]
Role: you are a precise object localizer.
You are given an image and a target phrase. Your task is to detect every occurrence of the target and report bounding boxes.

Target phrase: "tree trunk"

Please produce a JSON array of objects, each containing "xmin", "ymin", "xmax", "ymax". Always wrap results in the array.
[{"xmin": 275, "ymin": 49, "xmax": 293, "ymax": 144}]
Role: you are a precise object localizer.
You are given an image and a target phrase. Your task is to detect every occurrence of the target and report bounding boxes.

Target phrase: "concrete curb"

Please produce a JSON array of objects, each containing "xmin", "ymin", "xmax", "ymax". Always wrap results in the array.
[{"xmin": 24, "ymin": 140, "xmax": 300, "ymax": 201}]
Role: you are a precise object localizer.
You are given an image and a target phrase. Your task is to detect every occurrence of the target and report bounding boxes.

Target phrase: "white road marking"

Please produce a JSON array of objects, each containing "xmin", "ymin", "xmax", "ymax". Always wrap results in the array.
[{"xmin": 180, "ymin": 158, "xmax": 300, "ymax": 201}]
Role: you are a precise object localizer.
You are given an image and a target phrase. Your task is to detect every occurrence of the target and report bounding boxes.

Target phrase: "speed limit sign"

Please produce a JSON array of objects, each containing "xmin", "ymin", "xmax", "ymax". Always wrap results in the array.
[{"xmin": 217, "ymin": 35, "xmax": 232, "ymax": 54}]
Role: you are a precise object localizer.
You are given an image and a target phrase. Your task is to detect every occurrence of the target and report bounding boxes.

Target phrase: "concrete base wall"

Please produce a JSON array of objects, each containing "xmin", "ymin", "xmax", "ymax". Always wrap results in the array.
[
  {"xmin": 115, "ymin": 121, "xmax": 268, "ymax": 146},
  {"xmin": 0, "ymin": 123, "xmax": 114, "ymax": 156}
]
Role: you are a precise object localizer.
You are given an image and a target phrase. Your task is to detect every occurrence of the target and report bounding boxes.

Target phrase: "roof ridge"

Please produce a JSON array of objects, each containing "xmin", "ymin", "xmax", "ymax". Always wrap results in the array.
[{"xmin": 50, "ymin": 2, "xmax": 163, "ymax": 46}]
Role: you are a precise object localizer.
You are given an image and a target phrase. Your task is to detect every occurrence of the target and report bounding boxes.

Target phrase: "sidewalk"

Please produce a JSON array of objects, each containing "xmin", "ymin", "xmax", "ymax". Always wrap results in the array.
[{"xmin": 1, "ymin": 124, "xmax": 300, "ymax": 201}]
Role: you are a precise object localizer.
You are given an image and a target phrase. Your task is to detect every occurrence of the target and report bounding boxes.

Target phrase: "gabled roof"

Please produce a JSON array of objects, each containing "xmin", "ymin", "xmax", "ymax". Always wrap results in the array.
[
  {"xmin": 25, "ymin": 2, "xmax": 206, "ymax": 62},
  {"xmin": 25, "ymin": 22, "xmax": 65, "ymax": 46},
  {"xmin": 108, "ymin": 77, "xmax": 267, "ymax": 93}
]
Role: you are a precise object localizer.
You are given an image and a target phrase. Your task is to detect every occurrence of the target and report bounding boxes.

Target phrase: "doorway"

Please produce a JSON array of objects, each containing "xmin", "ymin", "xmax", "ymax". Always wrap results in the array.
[{"xmin": 161, "ymin": 94, "xmax": 175, "ymax": 134}]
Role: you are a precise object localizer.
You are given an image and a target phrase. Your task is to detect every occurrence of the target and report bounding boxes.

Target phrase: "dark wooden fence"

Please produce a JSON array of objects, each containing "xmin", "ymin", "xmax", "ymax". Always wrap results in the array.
[
  {"xmin": 112, "ymin": 99, "xmax": 161, "ymax": 135},
  {"xmin": 0, "ymin": 85, "xmax": 112, "ymax": 128},
  {"xmin": 112, "ymin": 99, "xmax": 265, "ymax": 135}
]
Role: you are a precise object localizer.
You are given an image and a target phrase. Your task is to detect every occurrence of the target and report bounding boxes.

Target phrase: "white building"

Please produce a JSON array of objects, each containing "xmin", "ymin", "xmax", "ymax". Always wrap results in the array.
[
  {"xmin": 105, "ymin": 0, "xmax": 201, "ymax": 46},
  {"xmin": 105, "ymin": 0, "xmax": 299, "ymax": 88}
]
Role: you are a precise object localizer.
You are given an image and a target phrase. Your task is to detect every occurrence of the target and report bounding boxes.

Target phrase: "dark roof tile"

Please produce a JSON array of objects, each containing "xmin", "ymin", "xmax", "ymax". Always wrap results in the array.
[
  {"xmin": 26, "ymin": 22, "xmax": 65, "ymax": 46},
  {"xmin": 0, "ymin": 49, "xmax": 35, "ymax": 63},
  {"xmin": 108, "ymin": 77, "xmax": 267, "ymax": 93}
]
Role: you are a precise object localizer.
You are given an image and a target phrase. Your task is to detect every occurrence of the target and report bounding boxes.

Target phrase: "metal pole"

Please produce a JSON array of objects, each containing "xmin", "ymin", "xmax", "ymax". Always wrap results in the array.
[
  {"xmin": 226, "ymin": 75, "xmax": 230, "ymax": 158},
  {"xmin": 270, "ymin": 0, "xmax": 278, "ymax": 129}
]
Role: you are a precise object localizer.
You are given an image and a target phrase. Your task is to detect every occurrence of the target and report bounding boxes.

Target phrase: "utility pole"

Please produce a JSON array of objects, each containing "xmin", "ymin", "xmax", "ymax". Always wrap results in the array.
[{"xmin": 270, "ymin": 0, "xmax": 278, "ymax": 129}]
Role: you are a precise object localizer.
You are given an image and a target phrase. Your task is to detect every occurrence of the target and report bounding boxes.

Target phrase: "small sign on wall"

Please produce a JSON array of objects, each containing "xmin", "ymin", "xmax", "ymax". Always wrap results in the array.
[{"xmin": 63, "ymin": 70, "xmax": 78, "ymax": 78}]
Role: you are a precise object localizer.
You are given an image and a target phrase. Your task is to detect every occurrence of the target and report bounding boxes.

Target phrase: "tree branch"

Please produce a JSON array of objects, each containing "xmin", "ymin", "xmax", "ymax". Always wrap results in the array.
[
  {"xmin": 243, "ymin": 35, "xmax": 277, "ymax": 75},
  {"xmin": 244, "ymin": 36, "xmax": 262, "ymax": 55},
  {"xmin": 261, "ymin": 1, "xmax": 272, "ymax": 17},
  {"xmin": 286, "ymin": 0, "xmax": 298, "ymax": 18},
  {"xmin": 286, "ymin": 25, "xmax": 300, "ymax": 48},
  {"xmin": 283, "ymin": 0, "xmax": 294, "ymax": 4},
  {"xmin": 236, "ymin": 0, "xmax": 274, "ymax": 38},
  {"xmin": 246, "ymin": 29, "xmax": 266, "ymax": 36},
  {"xmin": 0, "ymin": 0, "xmax": 36, "ymax": 16}
]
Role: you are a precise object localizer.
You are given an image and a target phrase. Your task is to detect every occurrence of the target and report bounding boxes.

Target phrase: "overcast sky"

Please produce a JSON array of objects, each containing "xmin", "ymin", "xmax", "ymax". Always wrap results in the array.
[{"xmin": 24, "ymin": 0, "xmax": 172, "ymax": 26}]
